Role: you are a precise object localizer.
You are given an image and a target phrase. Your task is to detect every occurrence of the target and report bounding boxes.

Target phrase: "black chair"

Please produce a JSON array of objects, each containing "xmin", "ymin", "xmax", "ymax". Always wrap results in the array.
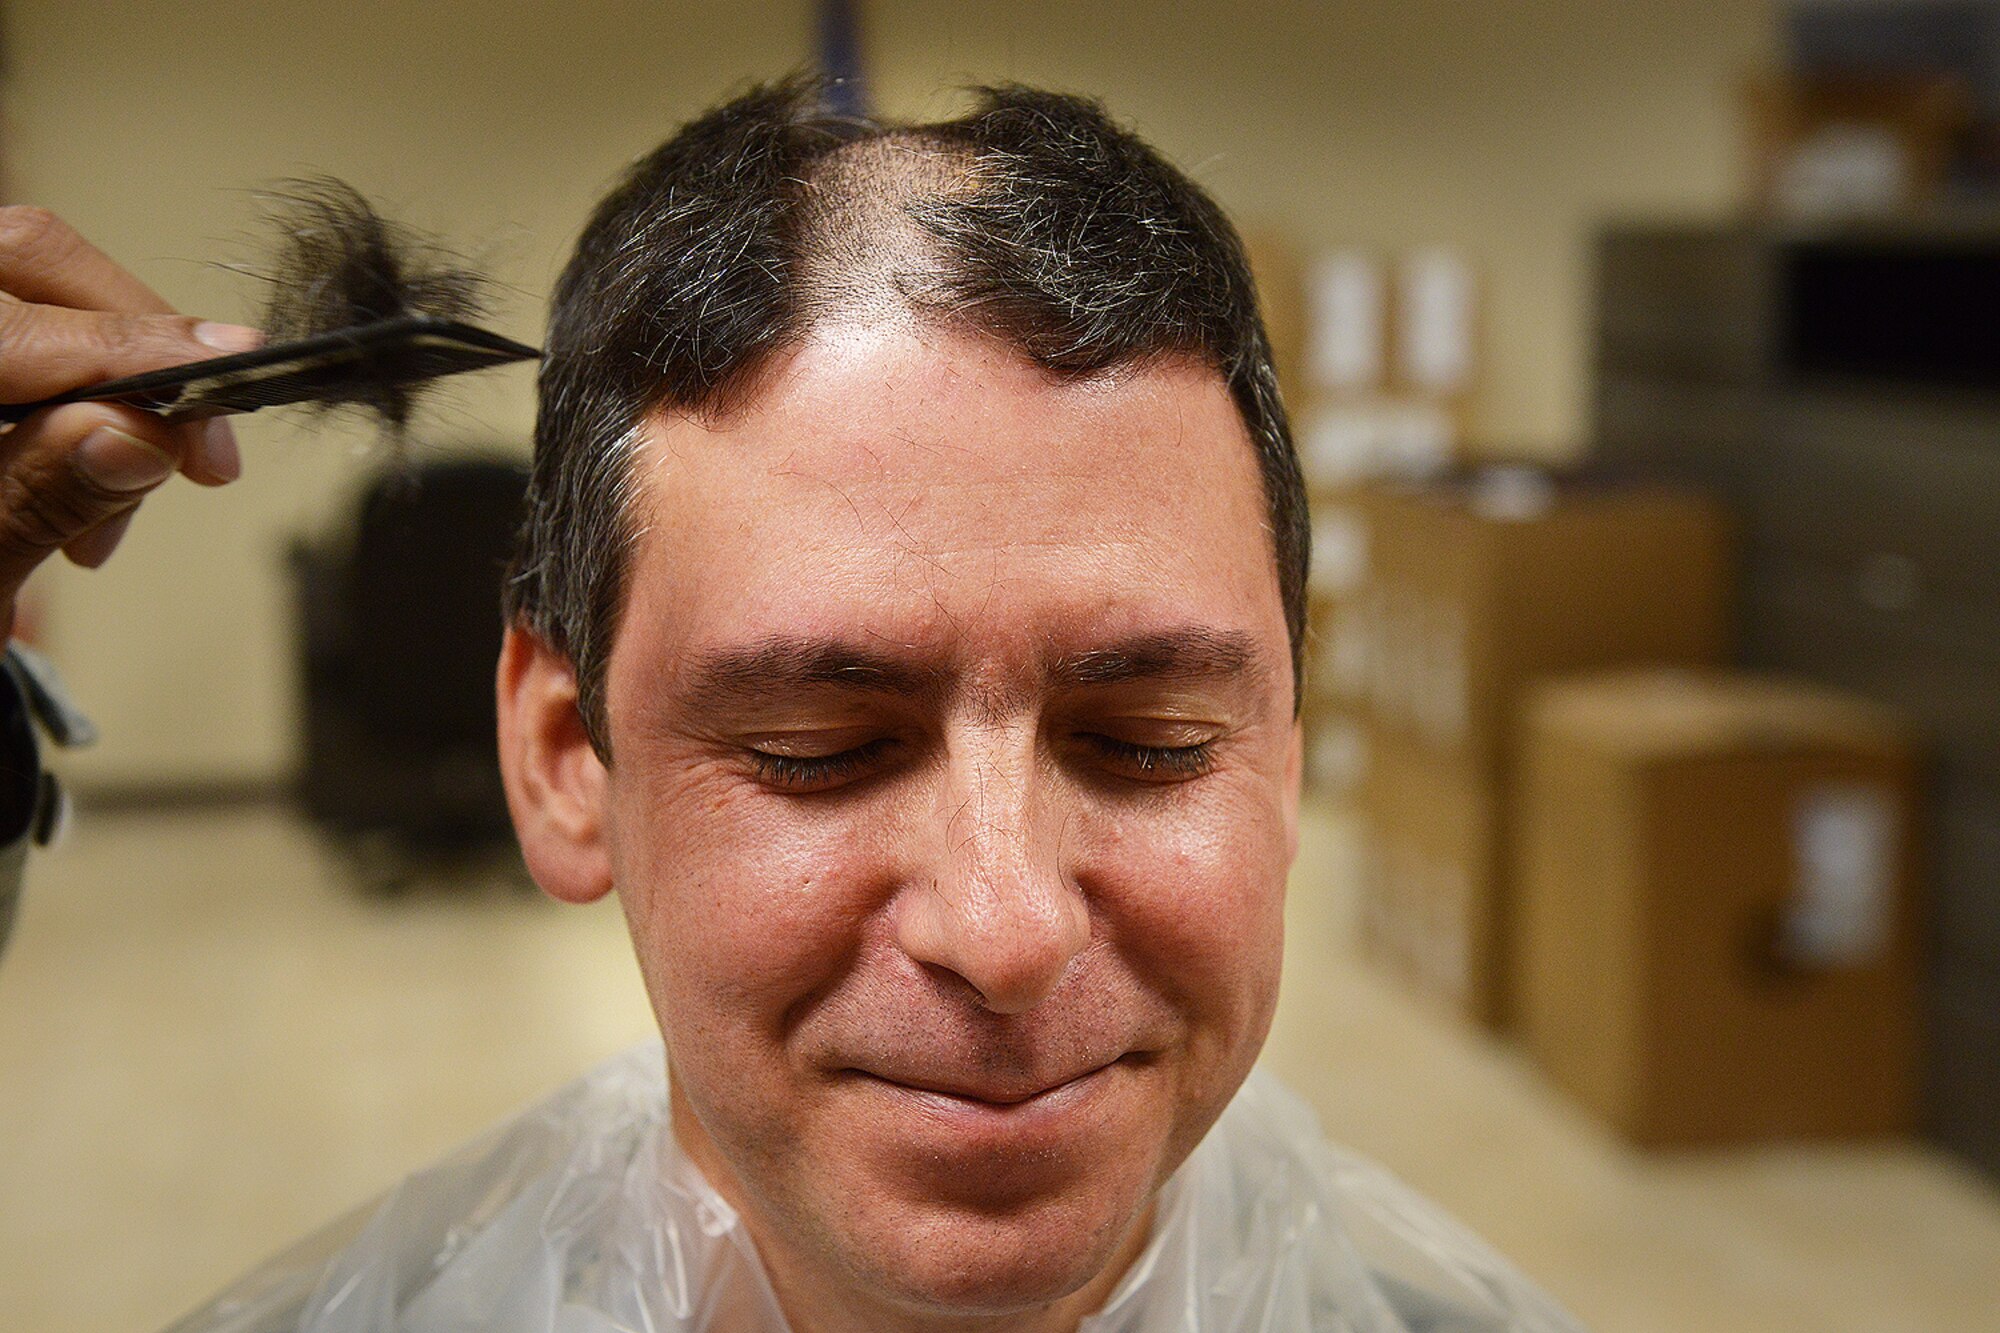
[{"xmin": 290, "ymin": 456, "xmax": 529, "ymax": 892}]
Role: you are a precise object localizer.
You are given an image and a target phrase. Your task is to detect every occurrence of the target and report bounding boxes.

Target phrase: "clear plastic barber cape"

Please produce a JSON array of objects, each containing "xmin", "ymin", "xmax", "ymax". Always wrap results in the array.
[{"xmin": 164, "ymin": 1042, "xmax": 1584, "ymax": 1332}]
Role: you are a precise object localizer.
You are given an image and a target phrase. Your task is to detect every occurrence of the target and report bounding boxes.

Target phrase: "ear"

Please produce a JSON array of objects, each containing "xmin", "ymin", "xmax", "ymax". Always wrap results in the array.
[{"xmin": 496, "ymin": 623, "xmax": 614, "ymax": 904}]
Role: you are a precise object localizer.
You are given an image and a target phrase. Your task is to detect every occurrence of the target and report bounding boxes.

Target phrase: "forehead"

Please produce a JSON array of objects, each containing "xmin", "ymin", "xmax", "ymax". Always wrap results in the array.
[{"xmin": 613, "ymin": 318, "xmax": 1281, "ymax": 683}]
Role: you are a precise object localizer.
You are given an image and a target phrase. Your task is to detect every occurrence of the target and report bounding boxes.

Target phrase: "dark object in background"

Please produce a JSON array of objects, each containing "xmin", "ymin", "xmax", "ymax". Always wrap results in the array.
[
  {"xmin": 0, "ymin": 644, "xmax": 94, "ymax": 962},
  {"xmin": 815, "ymin": 0, "xmax": 869, "ymax": 116},
  {"xmin": 1787, "ymin": 0, "xmax": 2000, "ymax": 194},
  {"xmin": 1782, "ymin": 238, "xmax": 2000, "ymax": 389},
  {"xmin": 290, "ymin": 456, "xmax": 528, "ymax": 892},
  {"xmin": 1789, "ymin": 0, "xmax": 2000, "ymax": 120},
  {"xmin": 1593, "ymin": 221, "xmax": 2000, "ymax": 1181}
]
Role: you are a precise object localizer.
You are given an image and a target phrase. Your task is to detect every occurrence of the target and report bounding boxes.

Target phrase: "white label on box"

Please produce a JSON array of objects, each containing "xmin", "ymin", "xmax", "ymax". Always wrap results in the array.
[
  {"xmin": 1783, "ymin": 784, "xmax": 1898, "ymax": 968},
  {"xmin": 1775, "ymin": 124, "xmax": 1908, "ymax": 221},
  {"xmin": 1468, "ymin": 465, "xmax": 1557, "ymax": 523},
  {"xmin": 1307, "ymin": 251, "xmax": 1385, "ymax": 392},
  {"xmin": 1398, "ymin": 248, "xmax": 1476, "ymax": 393}
]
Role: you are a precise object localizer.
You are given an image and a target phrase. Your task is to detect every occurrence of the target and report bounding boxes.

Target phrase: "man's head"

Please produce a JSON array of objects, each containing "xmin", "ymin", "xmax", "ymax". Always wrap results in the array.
[{"xmin": 497, "ymin": 78, "xmax": 1309, "ymax": 1327}]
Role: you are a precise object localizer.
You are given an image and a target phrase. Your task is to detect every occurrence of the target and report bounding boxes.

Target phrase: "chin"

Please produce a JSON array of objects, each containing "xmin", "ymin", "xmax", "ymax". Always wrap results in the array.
[{"xmin": 845, "ymin": 1183, "xmax": 1155, "ymax": 1318}]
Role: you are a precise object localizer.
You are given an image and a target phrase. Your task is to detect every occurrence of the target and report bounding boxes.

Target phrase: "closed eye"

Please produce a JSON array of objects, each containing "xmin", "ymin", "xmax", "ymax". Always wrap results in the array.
[
  {"xmin": 749, "ymin": 737, "xmax": 896, "ymax": 791},
  {"xmin": 1081, "ymin": 734, "xmax": 1215, "ymax": 782}
]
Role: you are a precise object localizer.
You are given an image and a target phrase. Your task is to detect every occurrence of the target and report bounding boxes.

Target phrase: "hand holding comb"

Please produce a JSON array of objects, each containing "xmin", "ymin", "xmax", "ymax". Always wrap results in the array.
[{"xmin": 1, "ymin": 179, "xmax": 540, "ymax": 429}]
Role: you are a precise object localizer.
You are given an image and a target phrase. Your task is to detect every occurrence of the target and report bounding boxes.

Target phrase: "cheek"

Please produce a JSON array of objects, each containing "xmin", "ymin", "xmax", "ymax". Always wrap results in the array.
[
  {"xmin": 1081, "ymin": 774, "xmax": 1289, "ymax": 1042},
  {"xmin": 607, "ymin": 760, "xmax": 890, "ymax": 1054}
]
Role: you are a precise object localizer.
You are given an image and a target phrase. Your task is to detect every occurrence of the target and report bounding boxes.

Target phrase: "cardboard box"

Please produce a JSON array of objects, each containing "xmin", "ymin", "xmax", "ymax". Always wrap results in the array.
[
  {"xmin": 1303, "ymin": 487, "xmax": 1378, "ymax": 707},
  {"xmin": 1362, "ymin": 476, "xmax": 1733, "ymax": 769},
  {"xmin": 1357, "ymin": 729, "xmax": 1505, "ymax": 1024},
  {"xmin": 1349, "ymin": 477, "xmax": 1732, "ymax": 1024},
  {"xmin": 1514, "ymin": 670, "xmax": 1921, "ymax": 1145},
  {"xmin": 1301, "ymin": 486, "xmax": 1378, "ymax": 800}
]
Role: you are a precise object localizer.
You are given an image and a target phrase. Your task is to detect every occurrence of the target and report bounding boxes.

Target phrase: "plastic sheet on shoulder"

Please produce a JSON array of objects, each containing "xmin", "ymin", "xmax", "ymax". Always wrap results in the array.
[{"xmin": 162, "ymin": 1042, "xmax": 1585, "ymax": 1332}]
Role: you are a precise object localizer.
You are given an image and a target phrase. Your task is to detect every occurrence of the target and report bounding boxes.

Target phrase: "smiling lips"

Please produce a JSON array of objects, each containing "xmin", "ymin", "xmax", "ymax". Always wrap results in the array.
[{"xmin": 854, "ymin": 1057, "xmax": 1124, "ymax": 1108}]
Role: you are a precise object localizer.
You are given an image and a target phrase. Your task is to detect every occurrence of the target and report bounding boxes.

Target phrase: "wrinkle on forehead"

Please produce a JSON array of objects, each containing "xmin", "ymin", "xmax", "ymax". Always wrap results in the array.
[
  {"xmin": 635, "ymin": 324, "xmax": 1249, "ymax": 513},
  {"xmin": 610, "ymin": 322, "xmax": 1285, "ymax": 707}
]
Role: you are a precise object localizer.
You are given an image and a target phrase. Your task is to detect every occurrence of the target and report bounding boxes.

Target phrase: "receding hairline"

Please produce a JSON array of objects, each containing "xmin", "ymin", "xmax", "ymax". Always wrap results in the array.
[{"xmin": 658, "ymin": 129, "xmax": 1242, "ymax": 428}]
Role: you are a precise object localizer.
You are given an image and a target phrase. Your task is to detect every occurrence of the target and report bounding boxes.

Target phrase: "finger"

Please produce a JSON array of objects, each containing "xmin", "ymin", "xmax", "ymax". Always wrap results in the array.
[
  {"xmin": 62, "ymin": 505, "xmax": 138, "ymax": 569},
  {"xmin": 0, "ymin": 402, "xmax": 188, "ymax": 606},
  {"xmin": 0, "ymin": 205, "xmax": 177, "ymax": 313},
  {"xmin": 0, "ymin": 301, "xmax": 263, "ymax": 403},
  {"xmin": 176, "ymin": 416, "xmax": 242, "ymax": 488}
]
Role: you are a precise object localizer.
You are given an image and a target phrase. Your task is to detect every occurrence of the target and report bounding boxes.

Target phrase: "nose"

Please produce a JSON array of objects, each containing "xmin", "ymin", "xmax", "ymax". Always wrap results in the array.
[{"xmin": 895, "ymin": 735, "xmax": 1090, "ymax": 1015}]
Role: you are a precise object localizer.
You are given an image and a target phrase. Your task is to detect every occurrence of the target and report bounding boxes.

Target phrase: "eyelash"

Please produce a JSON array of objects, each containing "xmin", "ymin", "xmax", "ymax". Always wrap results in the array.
[
  {"xmin": 1085, "ymin": 735, "xmax": 1216, "ymax": 779},
  {"xmin": 750, "ymin": 739, "xmax": 894, "ymax": 789}
]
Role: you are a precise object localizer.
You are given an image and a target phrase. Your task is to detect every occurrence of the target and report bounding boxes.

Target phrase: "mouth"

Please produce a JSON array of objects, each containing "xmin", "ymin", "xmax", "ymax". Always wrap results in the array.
[{"xmin": 848, "ymin": 1055, "xmax": 1131, "ymax": 1109}]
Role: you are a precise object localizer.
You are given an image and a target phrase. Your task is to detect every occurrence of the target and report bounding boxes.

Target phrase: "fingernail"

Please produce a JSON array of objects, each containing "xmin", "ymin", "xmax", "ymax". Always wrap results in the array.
[
  {"xmin": 198, "ymin": 417, "xmax": 242, "ymax": 482},
  {"xmin": 194, "ymin": 322, "xmax": 265, "ymax": 354},
  {"xmin": 75, "ymin": 428, "xmax": 177, "ymax": 492},
  {"xmin": 66, "ymin": 508, "xmax": 136, "ymax": 570}
]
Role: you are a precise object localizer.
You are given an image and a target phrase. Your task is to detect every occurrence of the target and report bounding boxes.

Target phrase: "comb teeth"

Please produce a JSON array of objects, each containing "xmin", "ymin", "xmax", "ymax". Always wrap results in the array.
[
  {"xmin": 0, "ymin": 317, "xmax": 541, "ymax": 426},
  {"xmin": 160, "ymin": 319, "xmax": 538, "ymax": 420}
]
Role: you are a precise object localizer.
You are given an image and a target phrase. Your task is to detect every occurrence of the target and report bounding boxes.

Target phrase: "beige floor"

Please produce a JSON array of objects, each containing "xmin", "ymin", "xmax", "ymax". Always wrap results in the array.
[{"xmin": 1, "ymin": 802, "xmax": 1997, "ymax": 1332}]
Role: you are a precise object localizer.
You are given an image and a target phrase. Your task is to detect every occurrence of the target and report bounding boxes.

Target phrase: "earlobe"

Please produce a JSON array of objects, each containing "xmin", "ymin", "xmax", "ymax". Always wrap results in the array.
[{"xmin": 495, "ymin": 623, "xmax": 615, "ymax": 904}]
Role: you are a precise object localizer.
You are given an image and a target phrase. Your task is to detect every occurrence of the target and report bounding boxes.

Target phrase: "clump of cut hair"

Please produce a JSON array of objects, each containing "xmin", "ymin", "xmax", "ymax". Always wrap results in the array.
[
  {"xmin": 259, "ymin": 177, "xmax": 490, "ymax": 431},
  {"xmin": 508, "ymin": 74, "xmax": 1308, "ymax": 757}
]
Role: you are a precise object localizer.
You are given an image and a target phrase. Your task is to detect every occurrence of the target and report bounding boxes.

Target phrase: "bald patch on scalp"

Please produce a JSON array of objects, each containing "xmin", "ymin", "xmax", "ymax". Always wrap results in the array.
[{"xmin": 791, "ymin": 135, "xmax": 976, "ymax": 325}]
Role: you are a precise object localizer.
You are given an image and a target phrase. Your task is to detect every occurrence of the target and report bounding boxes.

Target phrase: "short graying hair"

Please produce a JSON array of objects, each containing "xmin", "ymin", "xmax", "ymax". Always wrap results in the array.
[{"xmin": 505, "ymin": 75, "xmax": 1308, "ymax": 757}]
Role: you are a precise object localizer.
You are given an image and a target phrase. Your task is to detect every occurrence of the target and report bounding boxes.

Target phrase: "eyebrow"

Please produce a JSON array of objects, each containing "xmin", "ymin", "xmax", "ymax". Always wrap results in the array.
[
  {"xmin": 1048, "ymin": 628, "xmax": 1267, "ymax": 690},
  {"xmin": 679, "ymin": 626, "xmax": 1267, "ymax": 717},
  {"xmin": 680, "ymin": 636, "xmax": 949, "ymax": 714}
]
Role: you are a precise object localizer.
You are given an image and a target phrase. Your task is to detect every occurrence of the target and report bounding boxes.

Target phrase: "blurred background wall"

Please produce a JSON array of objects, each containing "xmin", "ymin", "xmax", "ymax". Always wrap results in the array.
[{"xmin": 0, "ymin": 0, "xmax": 1772, "ymax": 791}]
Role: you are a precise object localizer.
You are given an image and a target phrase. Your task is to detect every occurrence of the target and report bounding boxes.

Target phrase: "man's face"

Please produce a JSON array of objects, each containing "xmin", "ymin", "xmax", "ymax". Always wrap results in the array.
[{"xmin": 507, "ymin": 317, "xmax": 1300, "ymax": 1323}]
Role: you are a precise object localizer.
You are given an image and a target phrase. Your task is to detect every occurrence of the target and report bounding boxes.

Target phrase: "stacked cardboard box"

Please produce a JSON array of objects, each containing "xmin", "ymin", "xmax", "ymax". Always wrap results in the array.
[
  {"xmin": 1352, "ymin": 477, "xmax": 1733, "ymax": 1026},
  {"xmin": 1248, "ymin": 230, "xmax": 1461, "ymax": 801},
  {"xmin": 1514, "ymin": 670, "xmax": 1920, "ymax": 1143},
  {"xmin": 1301, "ymin": 486, "xmax": 1380, "ymax": 796}
]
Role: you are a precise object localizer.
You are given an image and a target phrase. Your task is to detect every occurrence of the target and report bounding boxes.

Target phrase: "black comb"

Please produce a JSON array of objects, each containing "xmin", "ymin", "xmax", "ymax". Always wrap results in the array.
[{"xmin": 0, "ymin": 315, "xmax": 541, "ymax": 425}]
